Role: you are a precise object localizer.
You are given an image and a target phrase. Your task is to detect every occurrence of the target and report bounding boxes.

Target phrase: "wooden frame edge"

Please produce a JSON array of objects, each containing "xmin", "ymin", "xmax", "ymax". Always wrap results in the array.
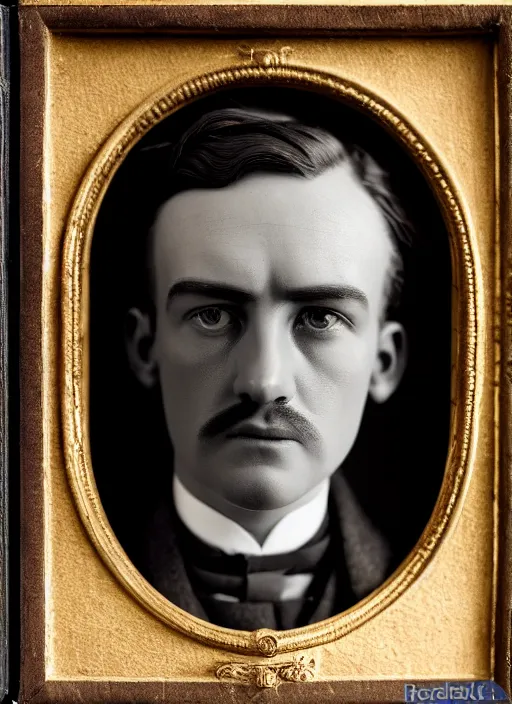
[
  {"xmin": 19, "ymin": 7, "xmax": 47, "ymax": 704},
  {"xmin": 21, "ymin": 678, "xmax": 501, "ymax": 704},
  {"xmin": 495, "ymin": 7, "xmax": 512, "ymax": 697},
  {"xmin": 0, "ymin": 5, "xmax": 9, "ymax": 702},
  {"xmin": 30, "ymin": 3, "xmax": 504, "ymax": 32}
]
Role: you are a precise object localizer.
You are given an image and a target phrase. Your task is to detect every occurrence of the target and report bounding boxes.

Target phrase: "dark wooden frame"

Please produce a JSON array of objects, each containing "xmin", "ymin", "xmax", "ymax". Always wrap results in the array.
[
  {"xmin": 0, "ymin": 5, "xmax": 7, "ymax": 703},
  {"xmin": 18, "ymin": 5, "xmax": 512, "ymax": 703}
]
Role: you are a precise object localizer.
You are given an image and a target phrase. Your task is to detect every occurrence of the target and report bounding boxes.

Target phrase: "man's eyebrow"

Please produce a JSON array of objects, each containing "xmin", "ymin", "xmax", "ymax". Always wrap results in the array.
[
  {"xmin": 167, "ymin": 281, "xmax": 256, "ymax": 306},
  {"xmin": 167, "ymin": 280, "xmax": 368, "ymax": 308},
  {"xmin": 286, "ymin": 285, "xmax": 368, "ymax": 308}
]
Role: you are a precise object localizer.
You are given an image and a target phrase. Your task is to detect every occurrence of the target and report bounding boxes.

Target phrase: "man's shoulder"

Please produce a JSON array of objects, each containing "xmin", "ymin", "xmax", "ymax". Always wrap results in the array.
[{"xmin": 330, "ymin": 471, "xmax": 392, "ymax": 599}]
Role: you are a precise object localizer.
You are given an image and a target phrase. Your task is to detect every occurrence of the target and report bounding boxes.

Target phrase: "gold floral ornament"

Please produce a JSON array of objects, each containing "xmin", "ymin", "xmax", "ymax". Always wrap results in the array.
[
  {"xmin": 238, "ymin": 44, "xmax": 293, "ymax": 67},
  {"xmin": 216, "ymin": 656, "xmax": 316, "ymax": 688},
  {"xmin": 253, "ymin": 629, "xmax": 278, "ymax": 657}
]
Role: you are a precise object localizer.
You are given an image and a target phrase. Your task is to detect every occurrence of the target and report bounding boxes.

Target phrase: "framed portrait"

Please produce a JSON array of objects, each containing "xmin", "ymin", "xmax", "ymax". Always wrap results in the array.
[{"xmin": 18, "ymin": 2, "xmax": 512, "ymax": 702}]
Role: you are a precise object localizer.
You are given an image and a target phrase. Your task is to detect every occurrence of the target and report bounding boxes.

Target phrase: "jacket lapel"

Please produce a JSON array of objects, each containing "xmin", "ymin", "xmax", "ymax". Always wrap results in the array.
[
  {"xmin": 330, "ymin": 470, "xmax": 391, "ymax": 599},
  {"xmin": 144, "ymin": 501, "xmax": 208, "ymax": 621}
]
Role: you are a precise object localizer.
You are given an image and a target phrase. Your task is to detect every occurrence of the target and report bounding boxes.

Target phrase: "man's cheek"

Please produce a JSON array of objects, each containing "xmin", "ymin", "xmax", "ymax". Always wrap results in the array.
[
  {"xmin": 159, "ymin": 365, "xmax": 218, "ymax": 435},
  {"xmin": 301, "ymin": 341, "xmax": 375, "ymax": 407},
  {"xmin": 159, "ymin": 338, "xmax": 233, "ymax": 391},
  {"xmin": 306, "ymin": 347, "xmax": 374, "ymax": 442}
]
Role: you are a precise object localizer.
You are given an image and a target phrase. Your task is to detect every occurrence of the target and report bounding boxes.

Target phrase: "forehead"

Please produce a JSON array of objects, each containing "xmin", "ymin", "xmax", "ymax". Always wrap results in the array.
[{"xmin": 151, "ymin": 164, "xmax": 393, "ymax": 310}]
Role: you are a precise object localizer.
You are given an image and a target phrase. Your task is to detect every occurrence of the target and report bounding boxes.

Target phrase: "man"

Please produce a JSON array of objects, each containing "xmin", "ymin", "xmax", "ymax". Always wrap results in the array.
[{"xmin": 123, "ymin": 105, "xmax": 410, "ymax": 631}]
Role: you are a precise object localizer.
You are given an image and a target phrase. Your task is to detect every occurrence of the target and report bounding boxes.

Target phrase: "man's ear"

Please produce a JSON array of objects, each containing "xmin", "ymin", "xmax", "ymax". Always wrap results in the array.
[
  {"xmin": 369, "ymin": 321, "xmax": 407, "ymax": 404},
  {"xmin": 125, "ymin": 307, "xmax": 157, "ymax": 388}
]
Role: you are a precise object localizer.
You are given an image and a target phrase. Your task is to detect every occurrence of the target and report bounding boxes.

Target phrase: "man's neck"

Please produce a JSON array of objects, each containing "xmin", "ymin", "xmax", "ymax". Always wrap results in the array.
[{"xmin": 173, "ymin": 475, "xmax": 330, "ymax": 555}]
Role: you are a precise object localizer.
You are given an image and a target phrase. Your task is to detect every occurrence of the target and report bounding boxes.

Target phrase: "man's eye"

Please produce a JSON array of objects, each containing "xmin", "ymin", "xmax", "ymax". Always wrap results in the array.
[
  {"xmin": 190, "ymin": 307, "xmax": 234, "ymax": 332},
  {"xmin": 295, "ymin": 308, "xmax": 347, "ymax": 332}
]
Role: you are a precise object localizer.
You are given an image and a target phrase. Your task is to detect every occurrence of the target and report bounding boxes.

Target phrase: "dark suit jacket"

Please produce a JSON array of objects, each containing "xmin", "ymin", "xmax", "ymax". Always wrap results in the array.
[{"xmin": 141, "ymin": 470, "xmax": 391, "ymax": 629}]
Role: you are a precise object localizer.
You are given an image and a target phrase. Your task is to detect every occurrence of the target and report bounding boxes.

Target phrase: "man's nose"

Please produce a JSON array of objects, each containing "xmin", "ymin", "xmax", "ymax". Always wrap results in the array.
[{"xmin": 232, "ymin": 320, "xmax": 296, "ymax": 405}]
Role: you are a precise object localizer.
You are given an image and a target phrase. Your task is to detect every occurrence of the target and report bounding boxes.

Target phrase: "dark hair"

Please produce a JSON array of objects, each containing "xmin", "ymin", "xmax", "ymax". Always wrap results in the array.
[{"xmin": 139, "ymin": 107, "xmax": 413, "ymax": 315}]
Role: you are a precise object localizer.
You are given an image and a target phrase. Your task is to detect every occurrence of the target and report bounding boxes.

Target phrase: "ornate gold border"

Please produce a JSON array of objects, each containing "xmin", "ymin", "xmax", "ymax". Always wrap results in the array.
[{"xmin": 61, "ymin": 61, "xmax": 476, "ymax": 656}]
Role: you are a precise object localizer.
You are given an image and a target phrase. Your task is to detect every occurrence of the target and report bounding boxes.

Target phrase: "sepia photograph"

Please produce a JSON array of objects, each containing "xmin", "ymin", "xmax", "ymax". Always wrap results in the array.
[{"xmin": 89, "ymin": 86, "xmax": 452, "ymax": 632}]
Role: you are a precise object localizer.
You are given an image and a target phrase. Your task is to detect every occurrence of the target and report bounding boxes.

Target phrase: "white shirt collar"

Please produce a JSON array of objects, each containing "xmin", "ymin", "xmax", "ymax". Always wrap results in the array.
[{"xmin": 173, "ymin": 475, "xmax": 329, "ymax": 557}]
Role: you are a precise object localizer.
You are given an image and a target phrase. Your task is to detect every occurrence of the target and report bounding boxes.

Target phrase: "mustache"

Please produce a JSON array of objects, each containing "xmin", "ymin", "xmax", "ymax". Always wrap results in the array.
[{"xmin": 199, "ymin": 399, "xmax": 321, "ymax": 447}]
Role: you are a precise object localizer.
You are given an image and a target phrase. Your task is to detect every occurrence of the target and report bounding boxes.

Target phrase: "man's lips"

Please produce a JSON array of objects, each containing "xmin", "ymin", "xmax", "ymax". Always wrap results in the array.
[{"xmin": 225, "ymin": 422, "xmax": 298, "ymax": 442}]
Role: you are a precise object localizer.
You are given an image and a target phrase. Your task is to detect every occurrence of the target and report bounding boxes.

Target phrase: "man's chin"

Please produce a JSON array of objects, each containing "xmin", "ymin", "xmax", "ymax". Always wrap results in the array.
[
  {"xmin": 188, "ymin": 441, "xmax": 325, "ymax": 511},
  {"xmin": 215, "ymin": 464, "xmax": 315, "ymax": 512}
]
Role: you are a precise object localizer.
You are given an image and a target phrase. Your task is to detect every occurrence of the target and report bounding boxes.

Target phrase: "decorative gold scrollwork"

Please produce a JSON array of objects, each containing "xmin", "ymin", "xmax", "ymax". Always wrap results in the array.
[
  {"xmin": 254, "ymin": 629, "xmax": 278, "ymax": 657},
  {"xmin": 238, "ymin": 44, "xmax": 293, "ymax": 67},
  {"xmin": 216, "ymin": 656, "xmax": 316, "ymax": 689}
]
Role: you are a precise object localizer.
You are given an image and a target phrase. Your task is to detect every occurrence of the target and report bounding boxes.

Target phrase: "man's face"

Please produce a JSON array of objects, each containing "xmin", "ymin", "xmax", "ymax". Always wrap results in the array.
[{"xmin": 128, "ymin": 163, "xmax": 406, "ymax": 513}]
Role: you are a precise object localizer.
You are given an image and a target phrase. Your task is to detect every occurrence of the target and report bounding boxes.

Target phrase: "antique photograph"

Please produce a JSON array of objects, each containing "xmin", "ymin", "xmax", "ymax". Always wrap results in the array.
[
  {"xmin": 89, "ymin": 86, "xmax": 451, "ymax": 631},
  {"xmin": 18, "ymin": 2, "xmax": 506, "ymax": 698}
]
